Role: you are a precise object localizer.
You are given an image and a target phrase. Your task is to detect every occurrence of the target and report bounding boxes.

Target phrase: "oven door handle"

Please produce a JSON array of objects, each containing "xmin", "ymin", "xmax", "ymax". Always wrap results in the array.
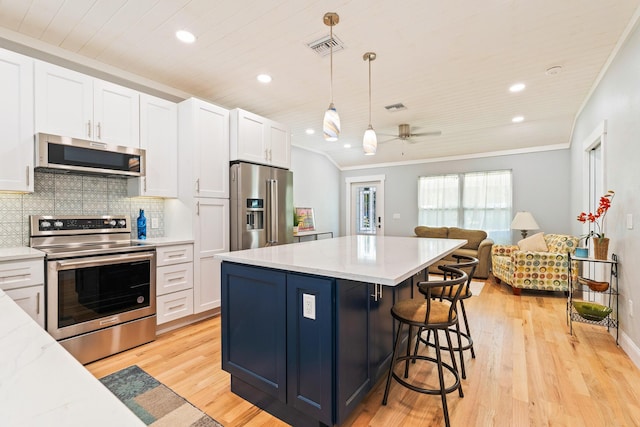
[{"xmin": 53, "ymin": 252, "xmax": 155, "ymax": 270}]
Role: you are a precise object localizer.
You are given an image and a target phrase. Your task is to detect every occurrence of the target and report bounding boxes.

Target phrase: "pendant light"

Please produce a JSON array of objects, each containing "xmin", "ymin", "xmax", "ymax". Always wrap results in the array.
[
  {"xmin": 363, "ymin": 52, "xmax": 377, "ymax": 155},
  {"xmin": 322, "ymin": 12, "xmax": 340, "ymax": 142}
]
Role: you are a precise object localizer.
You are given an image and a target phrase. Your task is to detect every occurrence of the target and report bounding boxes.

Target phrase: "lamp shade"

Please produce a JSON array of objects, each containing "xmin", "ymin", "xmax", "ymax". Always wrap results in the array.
[
  {"xmin": 363, "ymin": 125, "xmax": 377, "ymax": 155},
  {"xmin": 323, "ymin": 103, "xmax": 340, "ymax": 141},
  {"xmin": 511, "ymin": 211, "xmax": 540, "ymax": 231}
]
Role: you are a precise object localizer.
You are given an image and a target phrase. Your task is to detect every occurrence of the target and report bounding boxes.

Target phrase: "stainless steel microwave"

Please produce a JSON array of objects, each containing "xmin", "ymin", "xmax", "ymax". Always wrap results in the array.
[{"xmin": 35, "ymin": 133, "xmax": 145, "ymax": 177}]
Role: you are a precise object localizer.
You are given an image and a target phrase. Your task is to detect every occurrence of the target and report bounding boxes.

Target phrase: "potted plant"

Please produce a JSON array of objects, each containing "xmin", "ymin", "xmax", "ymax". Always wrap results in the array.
[
  {"xmin": 293, "ymin": 211, "xmax": 300, "ymax": 235},
  {"xmin": 576, "ymin": 190, "xmax": 614, "ymax": 259}
]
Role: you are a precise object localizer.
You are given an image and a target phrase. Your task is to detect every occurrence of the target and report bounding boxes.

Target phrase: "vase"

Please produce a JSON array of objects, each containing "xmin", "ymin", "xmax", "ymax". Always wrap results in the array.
[{"xmin": 593, "ymin": 237, "xmax": 610, "ymax": 260}]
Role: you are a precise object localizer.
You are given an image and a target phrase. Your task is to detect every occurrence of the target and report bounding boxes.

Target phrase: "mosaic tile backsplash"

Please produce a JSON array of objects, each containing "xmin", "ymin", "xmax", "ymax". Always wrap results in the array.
[{"xmin": 0, "ymin": 171, "xmax": 165, "ymax": 247}]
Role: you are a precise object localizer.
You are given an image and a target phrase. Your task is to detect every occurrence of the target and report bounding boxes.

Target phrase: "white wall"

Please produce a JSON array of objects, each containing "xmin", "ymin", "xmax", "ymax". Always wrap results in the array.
[
  {"xmin": 340, "ymin": 149, "xmax": 571, "ymax": 243},
  {"xmin": 290, "ymin": 146, "xmax": 341, "ymax": 236},
  {"xmin": 570, "ymin": 18, "xmax": 640, "ymax": 364}
]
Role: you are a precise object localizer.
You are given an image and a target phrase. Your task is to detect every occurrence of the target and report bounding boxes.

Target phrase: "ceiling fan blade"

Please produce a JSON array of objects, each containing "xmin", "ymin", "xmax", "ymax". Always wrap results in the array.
[
  {"xmin": 378, "ymin": 137, "xmax": 399, "ymax": 144},
  {"xmin": 411, "ymin": 130, "xmax": 442, "ymax": 137}
]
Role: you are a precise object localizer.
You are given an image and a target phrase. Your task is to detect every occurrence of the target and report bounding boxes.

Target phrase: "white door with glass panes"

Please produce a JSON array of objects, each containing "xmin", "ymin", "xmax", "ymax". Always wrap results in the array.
[{"xmin": 346, "ymin": 176, "xmax": 385, "ymax": 236}]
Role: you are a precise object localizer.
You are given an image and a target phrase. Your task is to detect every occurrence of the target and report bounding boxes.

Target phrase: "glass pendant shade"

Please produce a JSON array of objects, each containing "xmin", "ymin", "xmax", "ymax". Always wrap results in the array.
[
  {"xmin": 363, "ymin": 125, "xmax": 377, "ymax": 155},
  {"xmin": 323, "ymin": 103, "xmax": 340, "ymax": 141}
]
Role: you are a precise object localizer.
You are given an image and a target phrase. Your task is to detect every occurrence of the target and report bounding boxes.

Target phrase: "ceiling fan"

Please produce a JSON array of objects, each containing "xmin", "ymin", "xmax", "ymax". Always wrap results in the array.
[{"xmin": 379, "ymin": 123, "xmax": 442, "ymax": 144}]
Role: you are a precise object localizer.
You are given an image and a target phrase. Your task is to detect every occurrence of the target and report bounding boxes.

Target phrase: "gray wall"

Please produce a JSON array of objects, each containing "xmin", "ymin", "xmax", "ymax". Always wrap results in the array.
[
  {"xmin": 290, "ymin": 146, "xmax": 341, "ymax": 236},
  {"xmin": 570, "ymin": 19, "xmax": 640, "ymax": 357},
  {"xmin": 340, "ymin": 149, "xmax": 571, "ymax": 243}
]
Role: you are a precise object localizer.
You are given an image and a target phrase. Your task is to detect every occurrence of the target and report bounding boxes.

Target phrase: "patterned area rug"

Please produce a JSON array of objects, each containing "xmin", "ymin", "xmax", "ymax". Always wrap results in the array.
[{"xmin": 100, "ymin": 365, "xmax": 223, "ymax": 426}]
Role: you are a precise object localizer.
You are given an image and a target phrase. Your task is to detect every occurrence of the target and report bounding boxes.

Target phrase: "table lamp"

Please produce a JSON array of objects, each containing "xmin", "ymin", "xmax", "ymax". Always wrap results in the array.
[{"xmin": 511, "ymin": 211, "xmax": 539, "ymax": 239}]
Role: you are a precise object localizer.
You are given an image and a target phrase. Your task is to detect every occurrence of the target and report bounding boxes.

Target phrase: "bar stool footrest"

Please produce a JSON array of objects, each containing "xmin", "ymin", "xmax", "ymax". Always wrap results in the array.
[{"xmin": 391, "ymin": 354, "xmax": 461, "ymax": 396}]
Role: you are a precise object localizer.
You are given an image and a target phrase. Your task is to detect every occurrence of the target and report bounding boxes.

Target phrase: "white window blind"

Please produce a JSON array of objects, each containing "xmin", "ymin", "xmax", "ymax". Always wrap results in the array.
[{"xmin": 418, "ymin": 170, "xmax": 512, "ymax": 243}]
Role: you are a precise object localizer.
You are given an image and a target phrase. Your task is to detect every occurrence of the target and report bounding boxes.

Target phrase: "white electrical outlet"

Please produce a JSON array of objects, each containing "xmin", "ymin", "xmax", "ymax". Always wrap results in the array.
[
  {"xmin": 630, "ymin": 299, "xmax": 634, "ymax": 317},
  {"xmin": 303, "ymin": 293, "xmax": 316, "ymax": 320},
  {"xmin": 392, "ymin": 213, "xmax": 401, "ymax": 219},
  {"xmin": 151, "ymin": 217, "xmax": 159, "ymax": 229}
]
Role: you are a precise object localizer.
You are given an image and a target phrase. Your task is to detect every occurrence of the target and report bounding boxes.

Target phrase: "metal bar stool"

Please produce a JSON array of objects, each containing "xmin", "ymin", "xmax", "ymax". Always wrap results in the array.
[
  {"xmin": 382, "ymin": 265, "xmax": 467, "ymax": 427},
  {"xmin": 415, "ymin": 255, "xmax": 478, "ymax": 379}
]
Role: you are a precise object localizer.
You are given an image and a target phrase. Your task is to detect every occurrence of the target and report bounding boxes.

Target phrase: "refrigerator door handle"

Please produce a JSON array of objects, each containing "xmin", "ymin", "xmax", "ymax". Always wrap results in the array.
[{"xmin": 269, "ymin": 179, "xmax": 278, "ymax": 244}]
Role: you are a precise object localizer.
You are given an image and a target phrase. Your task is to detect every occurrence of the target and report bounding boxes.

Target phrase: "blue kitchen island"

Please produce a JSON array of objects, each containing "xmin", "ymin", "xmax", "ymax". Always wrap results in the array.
[{"xmin": 216, "ymin": 235, "xmax": 466, "ymax": 426}]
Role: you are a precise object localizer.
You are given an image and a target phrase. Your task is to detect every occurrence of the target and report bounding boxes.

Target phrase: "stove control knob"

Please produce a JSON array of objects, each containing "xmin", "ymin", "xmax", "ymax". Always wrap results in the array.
[
  {"xmin": 109, "ymin": 220, "xmax": 117, "ymax": 226},
  {"xmin": 41, "ymin": 221, "xmax": 51, "ymax": 228},
  {"xmin": 54, "ymin": 221, "xmax": 63, "ymax": 228},
  {"xmin": 118, "ymin": 220, "xmax": 126, "ymax": 227}
]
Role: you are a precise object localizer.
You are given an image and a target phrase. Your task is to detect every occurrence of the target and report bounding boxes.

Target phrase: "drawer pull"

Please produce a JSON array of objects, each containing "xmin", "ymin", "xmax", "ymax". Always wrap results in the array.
[
  {"xmin": 167, "ymin": 276, "xmax": 185, "ymax": 282},
  {"xmin": 0, "ymin": 273, "xmax": 30, "ymax": 282},
  {"xmin": 168, "ymin": 304, "xmax": 184, "ymax": 311},
  {"xmin": 167, "ymin": 254, "xmax": 184, "ymax": 258}
]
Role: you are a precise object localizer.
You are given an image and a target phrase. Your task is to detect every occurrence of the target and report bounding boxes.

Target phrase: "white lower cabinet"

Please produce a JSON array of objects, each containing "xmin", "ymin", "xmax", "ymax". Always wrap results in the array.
[
  {"xmin": 194, "ymin": 198, "xmax": 229, "ymax": 313},
  {"xmin": 155, "ymin": 244, "xmax": 194, "ymax": 325},
  {"xmin": 0, "ymin": 258, "xmax": 45, "ymax": 327}
]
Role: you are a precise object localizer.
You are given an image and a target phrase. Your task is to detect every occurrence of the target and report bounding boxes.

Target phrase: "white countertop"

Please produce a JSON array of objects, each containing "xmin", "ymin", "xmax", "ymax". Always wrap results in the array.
[
  {"xmin": 0, "ymin": 247, "xmax": 45, "ymax": 262},
  {"xmin": 0, "ymin": 290, "xmax": 144, "ymax": 426},
  {"xmin": 215, "ymin": 235, "xmax": 466, "ymax": 286}
]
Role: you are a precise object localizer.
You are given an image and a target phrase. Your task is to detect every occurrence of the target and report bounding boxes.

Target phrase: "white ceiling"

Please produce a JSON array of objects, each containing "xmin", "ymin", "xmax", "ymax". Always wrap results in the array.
[{"xmin": 1, "ymin": 0, "xmax": 639, "ymax": 169}]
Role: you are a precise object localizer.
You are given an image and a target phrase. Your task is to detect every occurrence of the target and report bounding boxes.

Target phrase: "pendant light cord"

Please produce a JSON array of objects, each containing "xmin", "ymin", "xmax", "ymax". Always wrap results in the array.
[
  {"xmin": 330, "ymin": 22, "xmax": 334, "ymax": 103},
  {"xmin": 368, "ymin": 55, "xmax": 372, "ymax": 124}
]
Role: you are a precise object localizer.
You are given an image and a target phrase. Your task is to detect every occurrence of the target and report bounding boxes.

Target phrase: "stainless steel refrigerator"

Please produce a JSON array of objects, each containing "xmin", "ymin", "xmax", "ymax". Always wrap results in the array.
[{"xmin": 230, "ymin": 162, "xmax": 293, "ymax": 251}]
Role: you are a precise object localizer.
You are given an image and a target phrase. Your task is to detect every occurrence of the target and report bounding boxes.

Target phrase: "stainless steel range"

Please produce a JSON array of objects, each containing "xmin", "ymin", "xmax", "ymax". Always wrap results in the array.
[{"xmin": 30, "ymin": 215, "xmax": 156, "ymax": 364}]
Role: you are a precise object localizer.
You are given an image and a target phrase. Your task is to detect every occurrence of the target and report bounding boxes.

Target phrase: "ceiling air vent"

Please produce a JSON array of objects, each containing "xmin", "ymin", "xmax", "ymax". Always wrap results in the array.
[
  {"xmin": 384, "ymin": 103, "xmax": 407, "ymax": 112},
  {"xmin": 307, "ymin": 34, "xmax": 345, "ymax": 57}
]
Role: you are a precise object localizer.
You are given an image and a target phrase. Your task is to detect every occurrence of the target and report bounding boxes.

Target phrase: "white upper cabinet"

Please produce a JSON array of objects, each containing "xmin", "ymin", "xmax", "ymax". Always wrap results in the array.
[
  {"xmin": 179, "ymin": 98, "xmax": 230, "ymax": 199},
  {"xmin": 93, "ymin": 79, "xmax": 140, "ymax": 147},
  {"xmin": 128, "ymin": 94, "xmax": 178, "ymax": 198},
  {"xmin": 0, "ymin": 48, "xmax": 34, "ymax": 192},
  {"xmin": 230, "ymin": 108, "xmax": 290, "ymax": 169},
  {"xmin": 35, "ymin": 61, "xmax": 140, "ymax": 147}
]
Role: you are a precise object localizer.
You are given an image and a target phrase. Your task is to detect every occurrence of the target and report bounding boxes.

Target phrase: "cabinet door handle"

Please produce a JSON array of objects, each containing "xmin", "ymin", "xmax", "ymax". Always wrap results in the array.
[
  {"xmin": 195, "ymin": 178, "xmax": 200, "ymax": 193},
  {"xmin": 97, "ymin": 122, "xmax": 102, "ymax": 139},
  {"xmin": 143, "ymin": 177, "xmax": 147, "ymax": 192},
  {"xmin": 36, "ymin": 292, "xmax": 40, "ymax": 315},
  {"xmin": 264, "ymin": 148, "xmax": 269, "ymax": 161},
  {"xmin": 196, "ymin": 201, "xmax": 200, "ymax": 215},
  {"xmin": 88, "ymin": 120, "xmax": 92, "ymax": 138},
  {"xmin": 370, "ymin": 283, "xmax": 382, "ymax": 301},
  {"xmin": 26, "ymin": 166, "xmax": 30, "ymax": 186}
]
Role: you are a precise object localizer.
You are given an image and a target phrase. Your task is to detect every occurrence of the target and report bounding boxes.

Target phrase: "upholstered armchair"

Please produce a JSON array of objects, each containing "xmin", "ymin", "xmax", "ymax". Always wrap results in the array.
[{"xmin": 491, "ymin": 233, "xmax": 579, "ymax": 295}]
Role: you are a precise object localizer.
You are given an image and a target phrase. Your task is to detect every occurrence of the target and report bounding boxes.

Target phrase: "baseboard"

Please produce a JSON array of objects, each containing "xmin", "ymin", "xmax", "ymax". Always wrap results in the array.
[
  {"xmin": 156, "ymin": 308, "xmax": 220, "ymax": 335},
  {"xmin": 618, "ymin": 329, "xmax": 640, "ymax": 370}
]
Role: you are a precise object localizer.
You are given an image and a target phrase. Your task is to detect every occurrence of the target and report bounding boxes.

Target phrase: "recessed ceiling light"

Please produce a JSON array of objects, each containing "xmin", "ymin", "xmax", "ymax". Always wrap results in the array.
[
  {"xmin": 305, "ymin": 128, "xmax": 315, "ymax": 135},
  {"xmin": 512, "ymin": 116, "xmax": 524, "ymax": 123},
  {"xmin": 509, "ymin": 83, "xmax": 526, "ymax": 93},
  {"xmin": 176, "ymin": 30, "xmax": 196, "ymax": 44},
  {"xmin": 257, "ymin": 74, "xmax": 272, "ymax": 83},
  {"xmin": 343, "ymin": 143, "xmax": 351, "ymax": 148}
]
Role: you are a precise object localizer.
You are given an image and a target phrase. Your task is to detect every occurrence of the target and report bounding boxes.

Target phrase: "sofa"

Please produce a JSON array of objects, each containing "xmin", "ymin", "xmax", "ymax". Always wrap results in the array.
[
  {"xmin": 491, "ymin": 233, "xmax": 579, "ymax": 295},
  {"xmin": 414, "ymin": 226, "xmax": 494, "ymax": 279}
]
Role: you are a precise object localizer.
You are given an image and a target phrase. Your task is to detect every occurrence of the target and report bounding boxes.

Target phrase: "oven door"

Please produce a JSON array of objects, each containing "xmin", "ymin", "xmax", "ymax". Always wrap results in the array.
[{"xmin": 46, "ymin": 251, "xmax": 156, "ymax": 340}]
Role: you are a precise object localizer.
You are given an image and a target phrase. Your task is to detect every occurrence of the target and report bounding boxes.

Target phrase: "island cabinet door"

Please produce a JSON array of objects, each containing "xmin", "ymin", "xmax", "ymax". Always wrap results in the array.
[
  {"xmin": 286, "ymin": 273, "xmax": 334, "ymax": 426},
  {"xmin": 335, "ymin": 280, "xmax": 373, "ymax": 425},
  {"xmin": 221, "ymin": 262, "xmax": 287, "ymax": 403}
]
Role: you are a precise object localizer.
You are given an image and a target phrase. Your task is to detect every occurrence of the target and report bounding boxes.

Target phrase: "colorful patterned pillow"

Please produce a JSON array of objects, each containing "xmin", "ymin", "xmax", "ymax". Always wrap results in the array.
[{"xmin": 544, "ymin": 234, "xmax": 579, "ymax": 254}]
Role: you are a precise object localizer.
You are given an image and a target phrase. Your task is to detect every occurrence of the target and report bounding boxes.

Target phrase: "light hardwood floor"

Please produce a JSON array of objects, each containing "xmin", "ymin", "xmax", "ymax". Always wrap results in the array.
[{"xmin": 86, "ymin": 277, "xmax": 640, "ymax": 426}]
